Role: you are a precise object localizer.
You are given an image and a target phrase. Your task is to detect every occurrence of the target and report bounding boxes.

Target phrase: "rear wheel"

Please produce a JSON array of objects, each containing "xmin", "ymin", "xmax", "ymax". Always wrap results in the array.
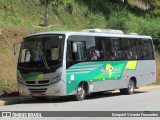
[
  {"xmin": 74, "ymin": 83, "xmax": 86, "ymax": 101},
  {"xmin": 120, "ymin": 79, "xmax": 135, "ymax": 95}
]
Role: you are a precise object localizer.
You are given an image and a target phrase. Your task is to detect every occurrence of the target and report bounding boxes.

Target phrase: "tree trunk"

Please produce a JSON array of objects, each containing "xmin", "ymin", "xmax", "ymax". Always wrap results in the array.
[
  {"xmin": 124, "ymin": 0, "xmax": 128, "ymax": 5},
  {"xmin": 44, "ymin": 0, "xmax": 49, "ymax": 27}
]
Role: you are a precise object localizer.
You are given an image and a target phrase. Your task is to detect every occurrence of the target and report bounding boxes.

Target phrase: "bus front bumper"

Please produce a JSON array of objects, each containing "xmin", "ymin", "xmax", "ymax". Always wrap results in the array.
[{"xmin": 18, "ymin": 81, "xmax": 66, "ymax": 97}]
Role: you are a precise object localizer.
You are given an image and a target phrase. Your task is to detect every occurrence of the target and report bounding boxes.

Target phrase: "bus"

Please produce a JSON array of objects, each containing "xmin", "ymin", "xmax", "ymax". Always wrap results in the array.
[{"xmin": 16, "ymin": 29, "xmax": 156, "ymax": 101}]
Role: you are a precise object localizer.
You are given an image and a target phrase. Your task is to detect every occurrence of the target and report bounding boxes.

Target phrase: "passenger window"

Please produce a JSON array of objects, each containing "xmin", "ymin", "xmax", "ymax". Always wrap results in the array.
[
  {"xmin": 88, "ymin": 37, "xmax": 105, "ymax": 61},
  {"xmin": 110, "ymin": 38, "xmax": 120, "ymax": 60},
  {"xmin": 142, "ymin": 39, "xmax": 154, "ymax": 60},
  {"xmin": 72, "ymin": 41, "xmax": 87, "ymax": 62}
]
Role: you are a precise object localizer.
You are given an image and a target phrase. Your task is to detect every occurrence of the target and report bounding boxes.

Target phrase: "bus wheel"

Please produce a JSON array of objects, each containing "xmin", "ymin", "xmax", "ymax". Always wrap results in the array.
[
  {"xmin": 74, "ymin": 83, "xmax": 86, "ymax": 101},
  {"xmin": 120, "ymin": 79, "xmax": 135, "ymax": 95}
]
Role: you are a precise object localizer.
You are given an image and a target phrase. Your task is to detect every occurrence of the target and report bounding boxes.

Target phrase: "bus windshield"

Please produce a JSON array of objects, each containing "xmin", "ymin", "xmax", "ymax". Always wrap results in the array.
[{"xmin": 18, "ymin": 34, "xmax": 65, "ymax": 69}]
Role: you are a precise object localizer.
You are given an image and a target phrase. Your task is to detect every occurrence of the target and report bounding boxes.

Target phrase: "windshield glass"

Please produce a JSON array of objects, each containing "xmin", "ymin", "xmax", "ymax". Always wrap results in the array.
[{"xmin": 18, "ymin": 34, "xmax": 65, "ymax": 68}]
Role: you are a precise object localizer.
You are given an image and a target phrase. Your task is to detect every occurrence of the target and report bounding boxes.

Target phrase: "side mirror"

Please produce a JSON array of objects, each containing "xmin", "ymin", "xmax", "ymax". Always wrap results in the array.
[
  {"xmin": 13, "ymin": 43, "xmax": 17, "ymax": 55},
  {"xmin": 13, "ymin": 42, "xmax": 21, "ymax": 55},
  {"xmin": 72, "ymin": 42, "xmax": 77, "ymax": 53}
]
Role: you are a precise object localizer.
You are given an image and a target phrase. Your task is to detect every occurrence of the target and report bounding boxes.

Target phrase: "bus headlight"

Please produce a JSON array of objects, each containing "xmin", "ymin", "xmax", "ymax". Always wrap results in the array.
[
  {"xmin": 51, "ymin": 73, "xmax": 61, "ymax": 84},
  {"xmin": 17, "ymin": 77, "xmax": 25, "ymax": 85}
]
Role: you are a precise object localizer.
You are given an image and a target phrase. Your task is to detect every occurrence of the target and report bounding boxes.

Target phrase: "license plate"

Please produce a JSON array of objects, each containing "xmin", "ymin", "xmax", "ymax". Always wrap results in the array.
[{"xmin": 33, "ymin": 93, "xmax": 42, "ymax": 96}]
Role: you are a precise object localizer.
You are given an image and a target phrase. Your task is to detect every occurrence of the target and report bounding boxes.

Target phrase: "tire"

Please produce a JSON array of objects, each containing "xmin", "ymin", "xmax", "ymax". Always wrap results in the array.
[
  {"xmin": 120, "ymin": 79, "xmax": 135, "ymax": 95},
  {"xmin": 74, "ymin": 83, "xmax": 86, "ymax": 101}
]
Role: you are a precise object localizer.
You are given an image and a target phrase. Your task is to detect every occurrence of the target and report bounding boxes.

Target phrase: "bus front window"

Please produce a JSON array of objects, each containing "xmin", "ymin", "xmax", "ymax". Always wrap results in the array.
[{"xmin": 18, "ymin": 34, "xmax": 65, "ymax": 68}]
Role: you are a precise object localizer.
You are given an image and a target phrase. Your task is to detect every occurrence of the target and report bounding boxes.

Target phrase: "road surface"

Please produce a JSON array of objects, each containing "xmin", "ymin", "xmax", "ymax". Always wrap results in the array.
[{"xmin": 0, "ymin": 89, "xmax": 160, "ymax": 120}]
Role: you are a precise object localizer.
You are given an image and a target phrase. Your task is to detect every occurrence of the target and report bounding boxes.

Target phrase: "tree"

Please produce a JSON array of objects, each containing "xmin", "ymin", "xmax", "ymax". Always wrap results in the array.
[
  {"xmin": 40, "ymin": 0, "xmax": 65, "ymax": 27},
  {"xmin": 120, "ymin": 0, "xmax": 128, "ymax": 5},
  {"xmin": 44, "ymin": 0, "xmax": 50, "ymax": 27},
  {"xmin": 147, "ymin": 0, "xmax": 160, "ymax": 16},
  {"xmin": 124, "ymin": 0, "xmax": 128, "ymax": 5}
]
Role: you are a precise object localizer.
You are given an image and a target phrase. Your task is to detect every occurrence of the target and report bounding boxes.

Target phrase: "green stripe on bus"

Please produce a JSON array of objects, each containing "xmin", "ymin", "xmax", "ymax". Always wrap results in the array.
[{"xmin": 66, "ymin": 61, "xmax": 126, "ymax": 94}]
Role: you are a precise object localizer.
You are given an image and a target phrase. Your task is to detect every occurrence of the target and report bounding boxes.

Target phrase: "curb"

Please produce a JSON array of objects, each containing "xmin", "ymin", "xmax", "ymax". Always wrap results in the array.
[
  {"xmin": 0, "ymin": 97, "xmax": 33, "ymax": 106},
  {"xmin": 0, "ymin": 100, "xmax": 5, "ymax": 106},
  {"xmin": 0, "ymin": 99, "xmax": 21, "ymax": 106}
]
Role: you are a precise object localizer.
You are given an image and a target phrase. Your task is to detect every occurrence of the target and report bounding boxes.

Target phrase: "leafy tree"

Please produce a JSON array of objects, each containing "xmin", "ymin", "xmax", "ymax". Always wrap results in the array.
[{"xmin": 147, "ymin": 0, "xmax": 160, "ymax": 16}]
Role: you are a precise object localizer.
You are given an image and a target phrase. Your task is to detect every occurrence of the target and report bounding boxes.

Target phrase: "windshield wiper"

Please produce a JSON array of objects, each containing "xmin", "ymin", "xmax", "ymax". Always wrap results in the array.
[{"xmin": 37, "ymin": 43, "xmax": 50, "ymax": 70}]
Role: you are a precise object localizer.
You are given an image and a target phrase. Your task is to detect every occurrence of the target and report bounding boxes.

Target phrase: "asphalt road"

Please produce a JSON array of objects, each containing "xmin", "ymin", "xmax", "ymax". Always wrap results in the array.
[{"xmin": 0, "ymin": 89, "xmax": 160, "ymax": 120}]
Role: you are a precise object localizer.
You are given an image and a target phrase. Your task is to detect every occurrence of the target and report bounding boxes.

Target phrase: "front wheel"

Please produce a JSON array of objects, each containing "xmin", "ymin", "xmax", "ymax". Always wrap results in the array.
[
  {"xmin": 120, "ymin": 79, "xmax": 135, "ymax": 95},
  {"xmin": 74, "ymin": 84, "xmax": 86, "ymax": 101}
]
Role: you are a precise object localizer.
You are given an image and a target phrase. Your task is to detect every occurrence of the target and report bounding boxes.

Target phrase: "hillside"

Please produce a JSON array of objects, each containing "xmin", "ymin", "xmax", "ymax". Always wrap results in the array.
[{"xmin": 0, "ymin": 0, "xmax": 160, "ymax": 94}]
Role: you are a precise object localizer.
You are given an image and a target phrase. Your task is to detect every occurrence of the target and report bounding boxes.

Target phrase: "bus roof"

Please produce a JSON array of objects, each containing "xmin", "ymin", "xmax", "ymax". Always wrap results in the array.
[{"xmin": 24, "ymin": 29, "xmax": 152, "ymax": 39}]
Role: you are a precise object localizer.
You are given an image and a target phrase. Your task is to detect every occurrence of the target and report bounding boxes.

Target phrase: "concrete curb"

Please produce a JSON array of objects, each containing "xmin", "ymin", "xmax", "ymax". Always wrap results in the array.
[
  {"xmin": 0, "ymin": 86, "xmax": 160, "ymax": 106},
  {"xmin": 0, "ymin": 97, "xmax": 33, "ymax": 106},
  {"xmin": 0, "ymin": 99, "xmax": 20, "ymax": 106},
  {"xmin": 0, "ymin": 100, "xmax": 5, "ymax": 106}
]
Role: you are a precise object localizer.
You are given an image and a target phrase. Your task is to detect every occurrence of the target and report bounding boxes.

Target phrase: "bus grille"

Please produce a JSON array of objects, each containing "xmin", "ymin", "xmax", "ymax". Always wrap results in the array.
[
  {"xmin": 28, "ymin": 88, "xmax": 47, "ymax": 93},
  {"xmin": 25, "ymin": 80, "xmax": 50, "ymax": 86}
]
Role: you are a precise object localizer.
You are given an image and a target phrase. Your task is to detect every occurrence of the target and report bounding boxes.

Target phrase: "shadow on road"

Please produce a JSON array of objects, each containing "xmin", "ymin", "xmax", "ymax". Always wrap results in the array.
[{"xmin": 22, "ymin": 90, "xmax": 148, "ymax": 104}]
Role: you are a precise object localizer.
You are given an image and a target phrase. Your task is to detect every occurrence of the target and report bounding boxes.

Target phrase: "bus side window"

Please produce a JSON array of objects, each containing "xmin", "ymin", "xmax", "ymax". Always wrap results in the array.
[
  {"xmin": 89, "ymin": 49, "xmax": 100, "ymax": 61},
  {"xmin": 108, "ymin": 38, "xmax": 120, "ymax": 61},
  {"xmin": 142, "ymin": 39, "xmax": 153, "ymax": 60},
  {"xmin": 67, "ymin": 42, "xmax": 73, "ymax": 61},
  {"xmin": 69, "ymin": 41, "xmax": 87, "ymax": 62},
  {"xmin": 66, "ymin": 42, "xmax": 73, "ymax": 68},
  {"xmin": 73, "ymin": 42, "xmax": 87, "ymax": 61}
]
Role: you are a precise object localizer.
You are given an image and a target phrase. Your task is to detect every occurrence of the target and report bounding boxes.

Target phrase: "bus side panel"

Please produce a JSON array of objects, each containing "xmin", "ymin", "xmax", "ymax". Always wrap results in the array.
[
  {"xmin": 135, "ymin": 60, "xmax": 156, "ymax": 87},
  {"xmin": 112, "ymin": 60, "xmax": 156, "ymax": 90}
]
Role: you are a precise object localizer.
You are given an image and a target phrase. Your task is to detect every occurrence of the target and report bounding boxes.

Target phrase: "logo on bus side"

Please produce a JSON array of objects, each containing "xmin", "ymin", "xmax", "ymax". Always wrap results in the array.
[{"xmin": 100, "ymin": 64, "xmax": 120, "ymax": 78}]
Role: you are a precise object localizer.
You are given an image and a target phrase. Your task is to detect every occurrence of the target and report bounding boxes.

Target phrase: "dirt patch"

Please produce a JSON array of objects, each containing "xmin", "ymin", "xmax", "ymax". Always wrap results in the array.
[
  {"xmin": 0, "ymin": 27, "xmax": 32, "ymax": 94},
  {"xmin": 138, "ymin": 85, "xmax": 160, "ymax": 90}
]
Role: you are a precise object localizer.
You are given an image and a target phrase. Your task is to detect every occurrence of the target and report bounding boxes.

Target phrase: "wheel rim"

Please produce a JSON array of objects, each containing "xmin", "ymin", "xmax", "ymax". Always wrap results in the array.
[{"xmin": 77, "ymin": 86, "xmax": 85, "ymax": 99}]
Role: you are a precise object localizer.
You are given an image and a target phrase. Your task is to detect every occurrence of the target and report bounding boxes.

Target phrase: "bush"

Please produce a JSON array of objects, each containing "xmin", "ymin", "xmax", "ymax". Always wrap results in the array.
[
  {"xmin": 107, "ymin": 8, "xmax": 129, "ymax": 30},
  {"xmin": 137, "ymin": 18, "xmax": 160, "ymax": 51}
]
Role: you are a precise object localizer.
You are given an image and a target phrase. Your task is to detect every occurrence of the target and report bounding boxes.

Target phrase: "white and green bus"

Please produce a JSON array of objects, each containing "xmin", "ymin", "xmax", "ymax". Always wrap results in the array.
[{"xmin": 16, "ymin": 29, "xmax": 156, "ymax": 101}]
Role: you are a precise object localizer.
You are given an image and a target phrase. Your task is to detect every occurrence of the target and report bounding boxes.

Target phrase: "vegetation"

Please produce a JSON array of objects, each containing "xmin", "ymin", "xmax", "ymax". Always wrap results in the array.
[{"xmin": 0, "ymin": 0, "xmax": 160, "ymax": 94}]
